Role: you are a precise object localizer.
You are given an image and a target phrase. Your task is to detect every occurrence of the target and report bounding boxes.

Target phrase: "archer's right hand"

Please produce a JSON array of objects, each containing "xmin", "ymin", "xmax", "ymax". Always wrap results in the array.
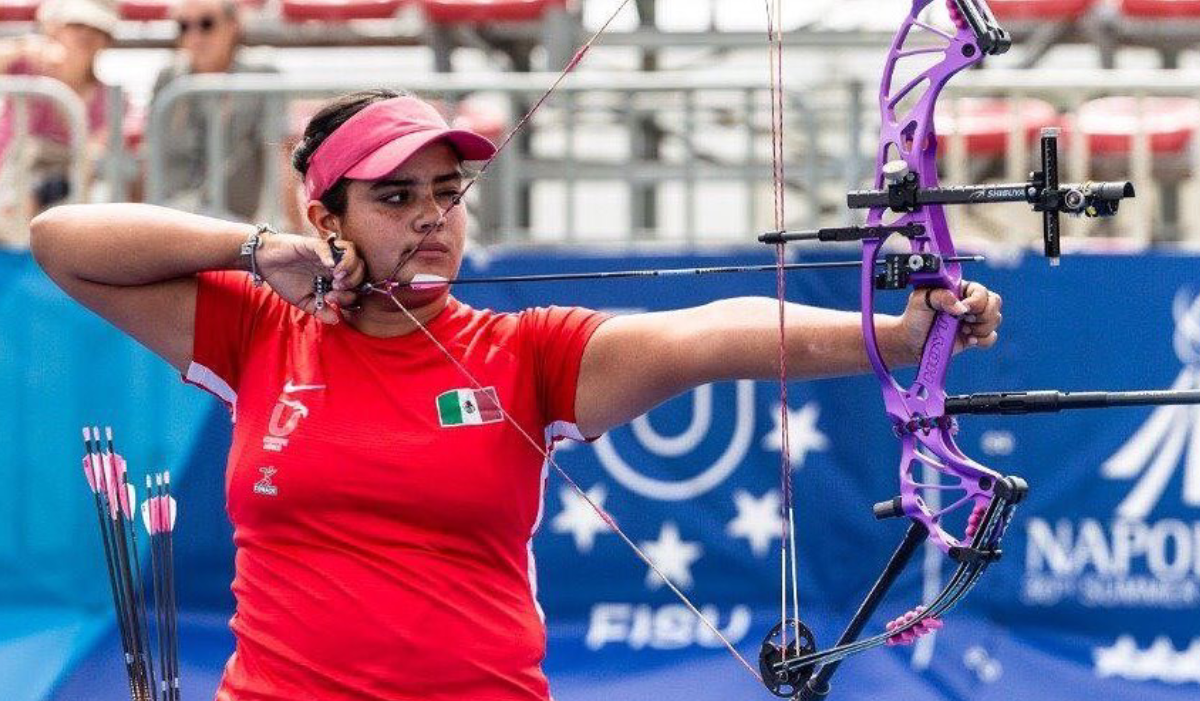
[{"xmin": 255, "ymin": 233, "xmax": 365, "ymax": 324}]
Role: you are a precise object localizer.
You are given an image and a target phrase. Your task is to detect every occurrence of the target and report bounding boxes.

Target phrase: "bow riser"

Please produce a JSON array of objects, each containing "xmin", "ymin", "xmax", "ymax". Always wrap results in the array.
[
  {"xmin": 863, "ymin": 0, "xmax": 1010, "ymax": 555},
  {"xmin": 897, "ymin": 433, "xmax": 995, "ymax": 554}
]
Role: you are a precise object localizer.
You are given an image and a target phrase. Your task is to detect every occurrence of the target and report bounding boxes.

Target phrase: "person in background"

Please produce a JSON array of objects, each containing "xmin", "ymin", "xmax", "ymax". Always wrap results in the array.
[
  {"xmin": 0, "ymin": 0, "xmax": 118, "ymax": 248},
  {"xmin": 149, "ymin": 0, "xmax": 284, "ymax": 222}
]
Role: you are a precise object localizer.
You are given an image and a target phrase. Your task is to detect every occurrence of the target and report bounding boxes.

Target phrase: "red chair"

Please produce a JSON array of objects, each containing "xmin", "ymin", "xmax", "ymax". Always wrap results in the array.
[
  {"xmin": 936, "ymin": 98, "xmax": 1060, "ymax": 155},
  {"xmin": 1075, "ymin": 96, "xmax": 1200, "ymax": 154},
  {"xmin": 987, "ymin": 0, "xmax": 1096, "ymax": 20},
  {"xmin": 122, "ymin": 101, "xmax": 146, "ymax": 150},
  {"xmin": 420, "ymin": 0, "xmax": 566, "ymax": 24},
  {"xmin": 0, "ymin": 1, "xmax": 42, "ymax": 22},
  {"xmin": 1118, "ymin": 0, "xmax": 1200, "ymax": 18},
  {"xmin": 451, "ymin": 99, "xmax": 507, "ymax": 144},
  {"xmin": 118, "ymin": 0, "xmax": 170, "ymax": 20},
  {"xmin": 281, "ymin": 0, "xmax": 406, "ymax": 22}
]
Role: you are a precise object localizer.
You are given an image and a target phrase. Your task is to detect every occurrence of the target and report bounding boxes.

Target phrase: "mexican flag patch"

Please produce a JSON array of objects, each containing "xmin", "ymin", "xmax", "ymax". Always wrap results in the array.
[{"xmin": 436, "ymin": 387, "xmax": 503, "ymax": 427}]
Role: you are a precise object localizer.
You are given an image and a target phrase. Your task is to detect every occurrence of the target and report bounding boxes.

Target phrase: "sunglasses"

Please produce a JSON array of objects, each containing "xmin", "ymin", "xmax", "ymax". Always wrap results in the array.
[{"xmin": 177, "ymin": 15, "xmax": 218, "ymax": 34}]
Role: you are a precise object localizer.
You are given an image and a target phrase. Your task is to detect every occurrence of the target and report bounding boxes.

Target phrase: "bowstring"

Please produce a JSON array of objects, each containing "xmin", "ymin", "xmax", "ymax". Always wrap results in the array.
[
  {"xmin": 367, "ymin": 0, "xmax": 637, "ymax": 295},
  {"xmin": 764, "ymin": 0, "xmax": 801, "ymax": 660},
  {"xmin": 381, "ymin": 291, "xmax": 763, "ymax": 683}
]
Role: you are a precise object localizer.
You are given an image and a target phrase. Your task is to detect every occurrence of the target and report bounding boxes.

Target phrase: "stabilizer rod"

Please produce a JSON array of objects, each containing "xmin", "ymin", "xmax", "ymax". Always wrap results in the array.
[{"xmin": 944, "ymin": 389, "xmax": 1200, "ymax": 415}]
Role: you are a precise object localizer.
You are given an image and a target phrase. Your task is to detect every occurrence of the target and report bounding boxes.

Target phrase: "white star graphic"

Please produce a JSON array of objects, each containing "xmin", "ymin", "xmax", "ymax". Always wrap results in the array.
[
  {"xmin": 639, "ymin": 521, "xmax": 703, "ymax": 590},
  {"xmin": 762, "ymin": 401, "xmax": 829, "ymax": 468},
  {"xmin": 550, "ymin": 484, "xmax": 612, "ymax": 553},
  {"xmin": 726, "ymin": 489, "xmax": 786, "ymax": 558}
]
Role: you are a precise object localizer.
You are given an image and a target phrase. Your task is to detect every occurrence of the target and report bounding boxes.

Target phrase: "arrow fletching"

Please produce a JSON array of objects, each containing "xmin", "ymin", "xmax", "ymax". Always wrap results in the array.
[
  {"xmin": 141, "ymin": 499, "xmax": 154, "ymax": 535},
  {"xmin": 164, "ymin": 497, "xmax": 178, "ymax": 532},
  {"xmin": 408, "ymin": 273, "xmax": 451, "ymax": 291}
]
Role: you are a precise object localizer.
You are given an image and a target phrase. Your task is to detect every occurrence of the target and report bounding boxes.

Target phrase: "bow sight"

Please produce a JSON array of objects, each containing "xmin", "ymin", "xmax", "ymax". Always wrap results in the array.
[{"xmin": 763, "ymin": 128, "xmax": 1136, "ymax": 267}]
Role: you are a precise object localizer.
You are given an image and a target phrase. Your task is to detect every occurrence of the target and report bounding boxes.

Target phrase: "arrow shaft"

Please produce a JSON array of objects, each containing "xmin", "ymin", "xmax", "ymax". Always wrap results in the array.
[{"xmin": 428, "ymin": 256, "xmax": 983, "ymax": 286}]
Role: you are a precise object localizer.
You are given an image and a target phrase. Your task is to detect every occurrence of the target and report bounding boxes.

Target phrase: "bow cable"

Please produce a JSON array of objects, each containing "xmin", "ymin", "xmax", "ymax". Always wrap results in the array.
[{"xmin": 764, "ymin": 0, "xmax": 802, "ymax": 664}]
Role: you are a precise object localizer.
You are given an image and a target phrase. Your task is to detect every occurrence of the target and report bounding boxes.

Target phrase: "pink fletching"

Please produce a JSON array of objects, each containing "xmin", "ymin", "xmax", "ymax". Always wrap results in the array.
[
  {"xmin": 115, "ymin": 457, "xmax": 133, "ymax": 518},
  {"xmin": 82, "ymin": 456, "xmax": 97, "ymax": 492},
  {"xmin": 150, "ymin": 495, "xmax": 162, "ymax": 533},
  {"xmin": 154, "ymin": 495, "xmax": 164, "ymax": 533},
  {"xmin": 101, "ymin": 454, "xmax": 120, "ymax": 519},
  {"xmin": 91, "ymin": 453, "xmax": 107, "ymax": 493},
  {"xmin": 122, "ymin": 483, "xmax": 136, "ymax": 520}
]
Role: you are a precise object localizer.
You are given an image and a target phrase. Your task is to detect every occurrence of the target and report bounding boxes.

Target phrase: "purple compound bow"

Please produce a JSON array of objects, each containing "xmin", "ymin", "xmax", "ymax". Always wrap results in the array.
[{"xmin": 753, "ymin": 0, "xmax": 1200, "ymax": 698}]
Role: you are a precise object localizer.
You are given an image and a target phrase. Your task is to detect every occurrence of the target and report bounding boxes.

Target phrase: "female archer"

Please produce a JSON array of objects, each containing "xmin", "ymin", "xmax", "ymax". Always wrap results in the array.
[{"xmin": 29, "ymin": 89, "xmax": 1002, "ymax": 701}]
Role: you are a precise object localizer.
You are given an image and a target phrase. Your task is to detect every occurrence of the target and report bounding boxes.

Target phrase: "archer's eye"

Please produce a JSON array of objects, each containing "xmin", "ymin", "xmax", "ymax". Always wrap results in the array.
[
  {"xmin": 381, "ymin": 190, "xmax": 413, "ymax": 206},
  {"xmin": 437, "ymin": 187, "xmax": 462, "ymax": 202}
]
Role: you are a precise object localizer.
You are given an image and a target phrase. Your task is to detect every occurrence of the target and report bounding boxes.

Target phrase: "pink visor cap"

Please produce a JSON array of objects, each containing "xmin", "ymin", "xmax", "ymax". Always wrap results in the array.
[{"xmin": 303, "ymin": 96, "xmax": 497, "ymax": 200}]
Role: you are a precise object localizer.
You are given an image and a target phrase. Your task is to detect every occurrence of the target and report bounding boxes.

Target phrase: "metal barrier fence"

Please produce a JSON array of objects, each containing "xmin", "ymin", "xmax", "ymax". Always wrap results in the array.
[
  {"xmin": 6, "ymin": 69, "xmax": 1200, "ymax": 247},
  {"xmin": 0, "ymin": 77, "xmax": 88, "ymax": 248},
  {"xmin": 824, "ymin": 69, "xmax": 1200, "ymax": 248},
  {"xmin": 143, "ymin": 71, "xmax": 819, "ymax": 243}
]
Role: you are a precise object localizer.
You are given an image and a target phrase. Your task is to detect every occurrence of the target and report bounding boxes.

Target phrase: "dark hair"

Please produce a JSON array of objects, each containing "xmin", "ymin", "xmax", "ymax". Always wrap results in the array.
[{"xmin": 291, "ymin": 88, "xmax": 407, "ymax": 216}]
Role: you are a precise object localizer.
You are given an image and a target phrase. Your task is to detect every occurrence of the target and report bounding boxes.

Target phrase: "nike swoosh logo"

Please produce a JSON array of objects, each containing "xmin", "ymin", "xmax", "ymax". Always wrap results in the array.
[{"xmin": 283, "ymin": 381, "xmax": 326, "ymax": 394}]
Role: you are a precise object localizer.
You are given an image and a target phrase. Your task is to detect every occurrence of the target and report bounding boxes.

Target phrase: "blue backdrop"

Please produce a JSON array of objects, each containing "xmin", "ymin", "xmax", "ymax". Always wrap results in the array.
[{"xmin": 1, "ymin": 246, "xmax": 1197, "ymax": 700}]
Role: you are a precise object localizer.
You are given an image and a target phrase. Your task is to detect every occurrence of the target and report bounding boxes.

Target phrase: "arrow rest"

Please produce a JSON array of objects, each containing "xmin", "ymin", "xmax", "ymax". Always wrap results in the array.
[{"xmin": 759, "ymin": 620, "xmax": 818, "ymax": 698}]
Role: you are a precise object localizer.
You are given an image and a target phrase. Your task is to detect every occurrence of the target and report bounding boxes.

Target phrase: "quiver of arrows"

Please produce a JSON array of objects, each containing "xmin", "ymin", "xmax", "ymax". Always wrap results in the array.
[{"xmin": 82, "ymin": 426, "xmax": 180, "ymax": 701}]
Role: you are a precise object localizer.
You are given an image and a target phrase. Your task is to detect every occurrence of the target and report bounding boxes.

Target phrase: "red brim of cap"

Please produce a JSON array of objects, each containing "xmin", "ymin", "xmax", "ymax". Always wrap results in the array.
[{"xmin": 343, "ymin": 128, "xmax": 497, "ymax": 181}]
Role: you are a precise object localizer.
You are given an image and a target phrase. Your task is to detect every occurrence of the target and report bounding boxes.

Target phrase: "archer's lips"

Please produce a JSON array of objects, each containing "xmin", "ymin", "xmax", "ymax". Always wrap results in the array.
[
  {"xmin": 405, "ymin": 241, "xmax": 451, "ymax": 261},
  {"xmin": 413, "ymin": 247, "xmax": 449, "ymax": 260}
]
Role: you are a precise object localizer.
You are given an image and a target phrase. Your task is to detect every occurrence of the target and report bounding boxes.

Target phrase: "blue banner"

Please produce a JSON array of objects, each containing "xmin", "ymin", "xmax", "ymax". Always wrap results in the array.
[{"xmin": 2, "ymin": 247, "xmax": 1197, "ymax": 700}]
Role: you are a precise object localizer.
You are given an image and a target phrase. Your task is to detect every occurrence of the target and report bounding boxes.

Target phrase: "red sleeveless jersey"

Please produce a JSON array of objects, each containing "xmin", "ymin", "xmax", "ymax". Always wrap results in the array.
[{"xmin": 185, "ymin": 271, "xmax": 608, "ymax": 701}]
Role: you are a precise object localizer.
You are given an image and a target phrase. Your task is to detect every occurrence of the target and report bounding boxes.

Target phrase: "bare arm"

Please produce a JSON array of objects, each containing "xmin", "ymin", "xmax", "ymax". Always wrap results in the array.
[
  {"xmin": 574, "ymin": 287, "xmax": 1001, "ymax": 437},
  {"xmin": 30, "ymin": 203, "xmax": 254, "ymax": 372},
  {"xmin": 574, "ymin": 297, "xmax": 911, "ymax": 436}
]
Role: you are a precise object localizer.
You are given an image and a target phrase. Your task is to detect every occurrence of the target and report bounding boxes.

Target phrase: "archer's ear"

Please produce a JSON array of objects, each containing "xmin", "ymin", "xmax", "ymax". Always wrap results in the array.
[{"xmin": 305, "ymin": 200, "xmax": 341, "ymax": 238}]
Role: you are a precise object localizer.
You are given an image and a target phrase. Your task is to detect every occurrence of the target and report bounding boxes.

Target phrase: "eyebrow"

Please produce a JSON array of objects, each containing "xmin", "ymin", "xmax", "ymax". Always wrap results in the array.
[{"xmin": 369, "ymin": 171, "xmax": 464, "ymax": 190}]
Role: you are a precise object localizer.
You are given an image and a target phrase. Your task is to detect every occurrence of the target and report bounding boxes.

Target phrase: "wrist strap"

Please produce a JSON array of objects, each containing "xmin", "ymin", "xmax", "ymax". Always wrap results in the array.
[{"xmin": 241, "ymin": 224, "xmax": 275, "ymax": 287}]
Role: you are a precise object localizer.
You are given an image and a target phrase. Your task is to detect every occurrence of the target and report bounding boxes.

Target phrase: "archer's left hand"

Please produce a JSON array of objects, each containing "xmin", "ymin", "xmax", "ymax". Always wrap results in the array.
[{"xmin": 899, "ymin": 280, "xmax": 1002, "ymax": 357}]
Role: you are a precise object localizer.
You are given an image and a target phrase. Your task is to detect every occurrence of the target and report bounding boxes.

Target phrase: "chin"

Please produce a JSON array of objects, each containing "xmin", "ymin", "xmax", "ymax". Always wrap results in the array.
[{"xmin": 389, "ymin": 285, "xmax": 448, "ymax": 310}]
